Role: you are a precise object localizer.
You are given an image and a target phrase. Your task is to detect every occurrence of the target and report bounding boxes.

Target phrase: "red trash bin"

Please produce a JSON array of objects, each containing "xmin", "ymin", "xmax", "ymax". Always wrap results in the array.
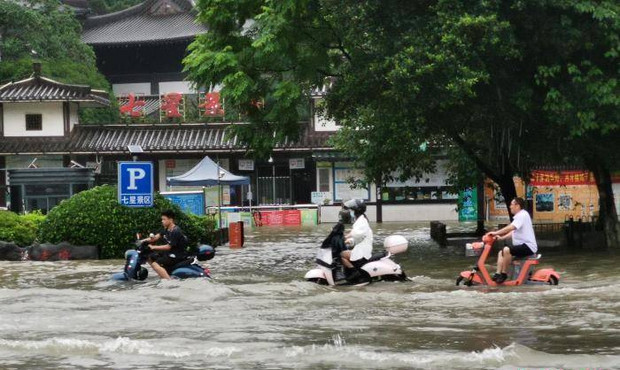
[{"xmin": 228, "ymin": 221, "xmax": 245, "ymax": 248}]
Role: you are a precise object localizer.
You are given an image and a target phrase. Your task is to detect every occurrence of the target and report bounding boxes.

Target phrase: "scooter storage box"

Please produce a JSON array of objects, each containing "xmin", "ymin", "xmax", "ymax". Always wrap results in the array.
[
  {"xmin": 465, "ymin": 242, "xmax": 484, "ymax": 257},
  {"xmin": 384, "ymin": 235, "xmax": 408, "ymax": 254}
]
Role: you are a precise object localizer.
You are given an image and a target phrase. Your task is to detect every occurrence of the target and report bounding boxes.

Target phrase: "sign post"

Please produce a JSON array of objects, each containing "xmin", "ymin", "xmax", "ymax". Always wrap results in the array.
[{"xmin": 118, "ymin": 161, "xmax": 154, "ymax": 207}]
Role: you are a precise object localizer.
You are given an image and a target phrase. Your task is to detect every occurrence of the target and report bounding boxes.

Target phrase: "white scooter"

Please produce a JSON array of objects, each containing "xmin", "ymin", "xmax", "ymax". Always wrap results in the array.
[{"xmin": 305, "ymin": 235, "xmax": 409, "ymax": 285}]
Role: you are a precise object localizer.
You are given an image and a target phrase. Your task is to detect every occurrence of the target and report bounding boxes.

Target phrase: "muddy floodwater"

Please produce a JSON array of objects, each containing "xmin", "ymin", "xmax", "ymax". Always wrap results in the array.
[{"xmin": 0, "ymin": 222, "xmax": 619, "ymax": 369}]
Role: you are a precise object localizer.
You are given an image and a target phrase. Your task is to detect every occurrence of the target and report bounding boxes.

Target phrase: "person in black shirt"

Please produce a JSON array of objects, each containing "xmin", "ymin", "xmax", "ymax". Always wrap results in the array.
[{"xmin": 142, "ymin": 210, "xmax": 188, "ymax": 279}]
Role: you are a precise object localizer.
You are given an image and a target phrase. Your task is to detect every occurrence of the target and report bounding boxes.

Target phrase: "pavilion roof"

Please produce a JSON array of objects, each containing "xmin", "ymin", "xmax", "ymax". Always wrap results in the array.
[
  {"xmin": 0, "ymin": 76, "xmax": 110, "ymax": 107},
  {"xmin": 82, "ymin": 0, "xmax": 207, "ymax": 45}
]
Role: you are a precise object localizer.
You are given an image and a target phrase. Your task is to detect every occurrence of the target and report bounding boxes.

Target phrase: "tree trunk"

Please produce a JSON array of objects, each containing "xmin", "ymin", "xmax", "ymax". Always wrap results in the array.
[
  {"xmin": 449, "ymin": 134, "xmax": 518, "ymax": 222},
  {"xmin": 497, "ymin": 175, "xmax": 517, "ymax": 222},
  {"xmin": 476, "ymin": 180, "xmax": 486, "ymax": 235},
  {"xmin": 584, "ymin": 157, "xmax": 620, "ymax": 249}
]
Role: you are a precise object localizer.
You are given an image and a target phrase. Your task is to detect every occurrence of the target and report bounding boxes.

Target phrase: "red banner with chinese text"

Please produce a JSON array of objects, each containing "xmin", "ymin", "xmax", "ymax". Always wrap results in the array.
[
  {"xmin": 530, "ymin": 170, "xmax": 595, "ymax": 186},
  {"xmin": 259, "ymin": 210, "xmax": 302, "ymax": 226}
]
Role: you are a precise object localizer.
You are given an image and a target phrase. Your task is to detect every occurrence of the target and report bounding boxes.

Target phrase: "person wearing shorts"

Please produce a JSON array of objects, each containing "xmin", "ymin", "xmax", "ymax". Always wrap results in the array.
[
  {"xmin": 142, "ymin": 210, "xmax": 188, "ymax": 279},
  {"xmin": 489, "ymin": 197, "xmax": 538, "ymax": 284}
]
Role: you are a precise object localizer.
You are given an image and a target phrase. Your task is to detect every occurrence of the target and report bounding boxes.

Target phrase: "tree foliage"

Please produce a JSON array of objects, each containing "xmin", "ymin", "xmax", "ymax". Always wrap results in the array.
[
  {"xmin": 0, "ymin": 0, "xmax": 117, "ymax": 123},
  {"xmin": 187, "ymin": 1, "xmax": 619, "ymax": 243}
]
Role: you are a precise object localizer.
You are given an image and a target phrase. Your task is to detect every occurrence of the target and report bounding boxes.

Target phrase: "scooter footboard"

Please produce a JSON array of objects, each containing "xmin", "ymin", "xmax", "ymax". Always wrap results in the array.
[
  {"xmin": 362, "ymin": 259, "xmax": 402, "ymax": 278},
  {"xmin": 530, "ymin": 268, "xmax": 560, "ymax": 283},
  {"xmin": 459, "ymin": 270, "xmax": 484, "ymax": 284}
]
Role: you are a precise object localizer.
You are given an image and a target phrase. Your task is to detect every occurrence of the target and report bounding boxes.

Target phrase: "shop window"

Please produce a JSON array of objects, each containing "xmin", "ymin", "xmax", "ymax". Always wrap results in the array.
[
  {"xmin": 25, "ymin": 114, "xmax": 42, "ymax": 131},
  {"xmin": 318, "ymin": 168, "xmax": 330, "ymax": 192},
  {"xmin": 381, "ymin": 186, "xmax": 458, "ymax": 203}
]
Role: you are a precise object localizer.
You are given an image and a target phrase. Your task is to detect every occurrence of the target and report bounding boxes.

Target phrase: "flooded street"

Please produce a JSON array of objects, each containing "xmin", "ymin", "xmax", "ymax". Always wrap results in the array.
[{"xmin": 0, "ymin": 222, "xmax": 619, "ymax": 369}]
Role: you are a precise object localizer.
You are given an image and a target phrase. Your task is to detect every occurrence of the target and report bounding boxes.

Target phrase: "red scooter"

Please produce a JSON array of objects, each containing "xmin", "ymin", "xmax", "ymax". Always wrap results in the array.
[{"xmin": 456, "ymin": 234, "xmax": 560, "ymax": 286}]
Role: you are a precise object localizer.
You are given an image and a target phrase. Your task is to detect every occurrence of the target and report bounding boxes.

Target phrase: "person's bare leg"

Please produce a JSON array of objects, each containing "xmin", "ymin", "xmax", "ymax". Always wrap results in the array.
[
  {"xmin": 496, "ymin": 250, "xmax": 504, "ymax": 274},
  {"xmin": 501, "ymin": 247, "xmax": 512, "ymax": 274},
  {"xmin": 341, "ymin": 250, "xmax": 354, "ymax": 269},
  {"xmin": 149, "ymin": 261, "xmax": 171, "ymax": 279}
]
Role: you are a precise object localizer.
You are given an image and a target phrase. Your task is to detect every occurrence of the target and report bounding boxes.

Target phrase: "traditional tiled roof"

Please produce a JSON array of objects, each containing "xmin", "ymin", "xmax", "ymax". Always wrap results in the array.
[
  {"xmin": 0, "ymin": 137, "xmax": 71, "ymax": 155},
  {"xmin": 0, "ymin": 124, "xmax": 334, "ymax": 155},
  {"xmin": 82, "ymin": 0, "xmax": 207, "ymax": 45},
  {"xmin": 0, "ymin": 76, "xmax": 110, "ymax": 106}
]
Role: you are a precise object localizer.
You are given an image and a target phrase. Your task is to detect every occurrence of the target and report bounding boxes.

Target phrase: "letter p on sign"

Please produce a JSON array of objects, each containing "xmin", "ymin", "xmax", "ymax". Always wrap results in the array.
[
  {"xmin": 127, "ymin": 168, "xmax": 146, "ymax": 190},
  {"xmin": 118, "ymin": 162, "xmax": 154, "ymax": 207}
]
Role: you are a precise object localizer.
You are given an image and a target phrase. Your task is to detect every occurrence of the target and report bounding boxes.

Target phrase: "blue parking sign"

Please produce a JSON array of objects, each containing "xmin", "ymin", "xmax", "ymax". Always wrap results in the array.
[{"xmin": 118, "ymin": 162, "xmax": 154, "ymax": 207}]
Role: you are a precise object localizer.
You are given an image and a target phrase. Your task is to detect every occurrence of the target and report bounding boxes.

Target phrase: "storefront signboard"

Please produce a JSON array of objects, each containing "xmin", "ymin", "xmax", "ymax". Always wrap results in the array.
[
  {"xmin": 289, "ymin": 158, "xmax": 305, "ymax": 169},
  {"xmin": 162, "ymin": 191, "xmax": 205, "ymax": 215},
  {"xmin": 311, "ymin": 191, "xmax": 332, "ymax": 205},
  {"xmin": 458, "ymin": 187, "xmax": 477, "ymax": 221},
  {"xmin": 238, "ymin": 159, "xmax": 254, "ymax": 171}
]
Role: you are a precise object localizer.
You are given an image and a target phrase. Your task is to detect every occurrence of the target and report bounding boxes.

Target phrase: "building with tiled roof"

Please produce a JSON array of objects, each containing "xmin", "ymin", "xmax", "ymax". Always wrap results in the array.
[
  {"xmin": 0, "ymin": 1, "xmax": 462, "ymax": 222},
  {"xmin": 82, "ymin": 0, "xmax": 206, "ymax": 97},
  {"xmin": 0, "ymin": 65, "xmax": 112, "ymax": 212},
  {"xmin": 0, "ymin": 74, "xmax": 110, "ymax": 107},
  {"xmin": 82, "ymin": 0, "xmax": 205, "ymax": 45}
]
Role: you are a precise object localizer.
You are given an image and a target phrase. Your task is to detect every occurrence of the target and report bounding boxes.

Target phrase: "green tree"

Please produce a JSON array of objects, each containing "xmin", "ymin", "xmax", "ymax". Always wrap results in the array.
[
  {"xmin": 185, "ymin": 0, "xmax": 619, "ymax": 246},
  {"xmin": 0, "ymin": 0, "xmax": 117, "ymax": 123}
]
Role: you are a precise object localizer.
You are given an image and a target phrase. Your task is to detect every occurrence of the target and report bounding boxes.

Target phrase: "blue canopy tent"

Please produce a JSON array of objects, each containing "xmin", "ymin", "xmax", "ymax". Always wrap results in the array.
[{"xmin": 167, "ymin": 156, "xmax": 250, "ymax": 230}]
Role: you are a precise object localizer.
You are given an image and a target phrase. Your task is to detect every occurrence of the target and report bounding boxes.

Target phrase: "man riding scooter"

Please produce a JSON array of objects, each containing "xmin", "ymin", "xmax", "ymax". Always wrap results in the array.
[{"xmin": 341, "ymin": 199, "xmax": 373, "ymax": 282}]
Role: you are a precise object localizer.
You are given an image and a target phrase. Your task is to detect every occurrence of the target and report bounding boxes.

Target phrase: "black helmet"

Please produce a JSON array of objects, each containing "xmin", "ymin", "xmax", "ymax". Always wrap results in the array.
[{"xmin": 343, "ymin": 199, "xmax": 366, "ymax": 215}]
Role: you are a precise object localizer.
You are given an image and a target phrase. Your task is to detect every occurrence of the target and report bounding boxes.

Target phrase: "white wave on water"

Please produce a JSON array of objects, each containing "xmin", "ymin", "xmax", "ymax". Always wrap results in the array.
[
  {"xmin": 280, "ymin": 341, "xmax": 620, "ymax": 369},
  {"xmin": 0, "ymin": 337, "xmax": 240, "ymax": 359}
]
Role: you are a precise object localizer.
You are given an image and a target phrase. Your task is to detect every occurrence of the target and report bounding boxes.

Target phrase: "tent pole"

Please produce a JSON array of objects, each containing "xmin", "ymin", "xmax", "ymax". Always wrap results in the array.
[
  {"xmin": 248, "ymin": 184, "xmax": 252, "ymax": 214},
  {"xmin": 217, "ymin": 159, "xmax": 222, "ymax": 234}
]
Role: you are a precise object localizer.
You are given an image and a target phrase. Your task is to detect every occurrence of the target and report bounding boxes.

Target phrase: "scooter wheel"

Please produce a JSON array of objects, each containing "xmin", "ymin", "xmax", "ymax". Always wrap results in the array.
[{"xmin": 547, "ymin": 276, "xmax": 559, "ymax": 285}]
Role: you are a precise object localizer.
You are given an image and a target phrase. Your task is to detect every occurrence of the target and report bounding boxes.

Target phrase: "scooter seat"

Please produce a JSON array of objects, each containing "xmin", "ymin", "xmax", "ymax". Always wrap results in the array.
[
  {"xmin": 514, "ymin": 254, "xmax": 541, "ymax": 261},
  {"xmin": 367, "ymin": 251, "xmax": 387, "ymax": 262},
  {"xmin": 169, "ymin": 258, "xmax": 193, "ymax": 272}
]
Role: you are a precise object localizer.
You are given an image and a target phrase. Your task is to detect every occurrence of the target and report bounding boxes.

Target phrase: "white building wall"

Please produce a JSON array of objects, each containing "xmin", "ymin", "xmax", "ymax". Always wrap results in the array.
[
  {"xmin": 69, "ymin": 102, "xmax": 79, "ymax": 130},
  {"xmin": 3, "ymin": 102, "xmax": 64, "ymax": 137},
  {"xmin": 112, "ymin": 83, "xmax": 151, "ymax": 96},
  {"xmin": 319, "ymin": 203, "xmax": 458, "ymax": 223},
  {"xmin": 312, "ymin": 98, "xmax": 339, "ymax": 131},
  {"xmin": 158, "ymin": 81, "xmax": 197, "ymax": 94},
  {"xmin": 314, "ymin": 112, "xmax": 339, "ymax": 131}
]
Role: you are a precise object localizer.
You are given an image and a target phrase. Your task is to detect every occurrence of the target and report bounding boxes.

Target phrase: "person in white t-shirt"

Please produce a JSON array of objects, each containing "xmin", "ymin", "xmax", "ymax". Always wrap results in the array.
[
  {"xmin": 340, "ymin": 199, "xmax": 373, "ymax": 281},
  {"xmin": 489, "ymin": 197, "xmax": 538, "ymax": 284}
]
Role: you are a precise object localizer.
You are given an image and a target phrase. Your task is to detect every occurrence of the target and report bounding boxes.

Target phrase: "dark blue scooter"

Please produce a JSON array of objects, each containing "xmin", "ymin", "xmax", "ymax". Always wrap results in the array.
[{"xmin": 112, "ymin": 240, "xmax": 215, "ymax": 281}]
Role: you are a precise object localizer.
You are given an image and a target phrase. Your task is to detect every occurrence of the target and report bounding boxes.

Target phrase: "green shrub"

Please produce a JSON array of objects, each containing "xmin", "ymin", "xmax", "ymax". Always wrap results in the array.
[
  {"xmin": 188, "ymin": 214, "xmax": 218, "ymax": 246},
  {"xmin": 38, "ymin": 185, "xmax": 202, "ymax": 259},
  {"xmin": 0, "ymin": 210, "xmax": 42, "ymax": 246},
  {"xmin": 21, "ymin": 210, "xmax": 46, "ymax": 229}
]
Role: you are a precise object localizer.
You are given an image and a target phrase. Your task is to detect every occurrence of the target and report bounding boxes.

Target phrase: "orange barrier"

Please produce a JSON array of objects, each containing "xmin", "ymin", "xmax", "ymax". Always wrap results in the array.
[{"xmin": 228, "ymin": 221, "xmax": 244, "ymax": 248}]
